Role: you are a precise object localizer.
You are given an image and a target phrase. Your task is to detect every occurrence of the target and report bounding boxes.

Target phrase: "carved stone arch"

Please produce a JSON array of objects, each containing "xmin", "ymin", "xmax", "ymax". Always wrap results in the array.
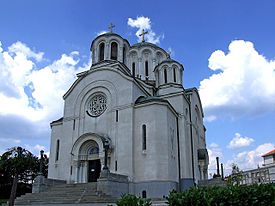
[
  {"xmin": 141, "ymin": 48, "xmax": 153, "ymax": 60},
  {"xmin": 129, "ymin": 50, "xmax": 138, "ymax": 58},
  {"xmin": 72, "ymin": 79, "xmax": 118, "ymax": 119},
  {"xmin": 71, "ymin": 132, "xmax": 112, "ymax": 161},
  {"xmin": 156, "ymin": 51, "xmax": 165, "ymax": 65}
]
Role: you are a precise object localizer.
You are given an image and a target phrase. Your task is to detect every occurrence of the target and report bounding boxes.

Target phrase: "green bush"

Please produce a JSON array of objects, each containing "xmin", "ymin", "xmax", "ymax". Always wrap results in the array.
[
  {"xmin": 116, "ymin": 194, "xmax": 152, "ymax": 206},
  {"xmin": 166, "ymin": 183, "xmax": 275, "ymax": 206}
]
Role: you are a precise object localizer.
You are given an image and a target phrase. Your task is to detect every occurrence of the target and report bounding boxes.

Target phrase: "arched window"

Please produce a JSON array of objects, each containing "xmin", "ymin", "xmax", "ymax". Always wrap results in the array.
[
  {"xmin": 164, "ymin": 68, "xmax": 167, "ymax": 84},
  {"xmin": 145, "ymin": 61, "xmax": 149, "ymax": 78},
  {"xmin": 132, "ymin": 62, "xmax": 136, "ymax": 77},
  {"xmin": 99, "ymin": 43, "xmax": 105, "ymax": 61},
  {"xmin": 173, "ymin": 67, "xmax": 177, "ymax": 83},
  {"xmin": 111, "ymin": 42, "xmax": 118, "ymax": 60},
  {"xmin": 55, "ymin": 139, "xmax": 60, "ymax": 162},
  {"xmin": 142, "ymin": 124, "xmax": 146, "ymax": 150},
  {"xmin": 88, "ymin": 146, "xmax": 99, "ymax": 155}
]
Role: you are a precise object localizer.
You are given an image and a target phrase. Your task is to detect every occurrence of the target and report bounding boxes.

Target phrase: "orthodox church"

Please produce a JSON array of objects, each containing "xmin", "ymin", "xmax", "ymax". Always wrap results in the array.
[{"xmin": 48, "ymin": 27, "xmax": 209, "ymax": 198}]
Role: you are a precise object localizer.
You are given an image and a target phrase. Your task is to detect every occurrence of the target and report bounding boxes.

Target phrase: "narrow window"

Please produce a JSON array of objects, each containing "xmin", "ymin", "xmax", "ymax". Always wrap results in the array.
[
  {"xmin": 145, "ymin": 61, "xmax": 149, "ymax": 78},
  {"xmin": 115, "ymin": 160, "xmax": 117, "ymax": 171},
  {"xmin": 142, "ymin": 124, "xmax": 146, "ymax": 150},
  {"xmin": 173, "ymin": 67, "xmax": 177, "ymax": 83},
  {"xmin": 55, "ymin": 139, "xmax": 60, "ymax": 162},
  {"xmin": 111, "ymin": 42, "xmax": 118, "ymax": 60},
  {"xmin": 99, "ymin": 43, "xmax": 105, "ymax": 61},
  {"xmin": 142, "ymin": 190, "xmax": 147, "ymax": 198},
  {"xmin": 73, "ymin": 119, "xmax": 75, "ymax": 130},
  {"xmin": 164, "ymin": 68, "xmax": 167, "ymax": 84},
  {"xmin": 116, "ymin": 110, "xmax": 119, "ymax": 122},
  {"xmin": 123, "ymin": 46, "xmax": 126, "ymax": 63},
  {"xmin": 132, "ymin": 62, "xmax": 136, "ymax": 77},
  {"xmin": 70, "ymin": 166, "xmax": 73, "ymax": 175}
]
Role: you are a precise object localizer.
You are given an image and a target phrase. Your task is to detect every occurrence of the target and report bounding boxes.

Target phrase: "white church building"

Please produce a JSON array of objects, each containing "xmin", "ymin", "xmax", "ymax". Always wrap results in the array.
[{"xmin": 48, "ymin": 29, "xmax": 209, "ymax": 198}]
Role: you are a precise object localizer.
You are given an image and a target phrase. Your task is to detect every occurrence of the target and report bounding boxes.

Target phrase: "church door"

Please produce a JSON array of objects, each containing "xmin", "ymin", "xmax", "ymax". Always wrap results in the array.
[{"xmin": 88, "ymin": 159, "xmax": 101, "ymax": 182}]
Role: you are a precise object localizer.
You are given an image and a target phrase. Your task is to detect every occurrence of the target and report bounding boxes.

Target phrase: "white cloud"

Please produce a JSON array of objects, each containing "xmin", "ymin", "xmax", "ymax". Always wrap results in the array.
[
  {"xmin": 0, "ymin": 41, "xmax": 88, "ymax": 122},
  {"xmin": 199, "ymin": 40, "xmax": 275, "ymax": 120},
  {"xmin": 225, "ymin": 143, "xmax": 274, "ymax": 171},
  {"xmin": 127, "ymin": 16, "xmax": 163, "ymax": 44},
  {"xmin": 227, "ymin": 133, "xmax": 254, "ymax": 149},
  {"xmin": 8, "ymin": 41, "xmax": 44, "ymax": 62},
  {"xmin": 0, "ymin": 137, "xmax": 21, "ymax": 144},
  {"xmin": 24, "ymin": 144, "xmax": 48, "ymax": 156},
  {"xmin": 167, "ymin": 47, "xmax": 175, "ymax": 58},
  {"xmin": 97, "ymin": 30, "xmax": 108, "ymax": 36}
]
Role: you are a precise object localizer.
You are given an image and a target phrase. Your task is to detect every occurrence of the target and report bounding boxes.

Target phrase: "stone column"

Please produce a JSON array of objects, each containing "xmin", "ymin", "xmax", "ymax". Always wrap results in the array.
[
  {"xmin": 83, "ymin": 161, "xmax": 88, "ymax": 183},
  {"xmin": 119, "ymin": 46, "xmax": 123, "ymax": 62},
  {"xmin": 75, "ymin": 162, "xmax": 79, "ymax": 183},
  {"xmin": 105, "ymin": 43, "xmax": 109, "ymax": 60},
  {"xmin": 138, "ymin": 57, "xmax": 142, "ymax": 79}
]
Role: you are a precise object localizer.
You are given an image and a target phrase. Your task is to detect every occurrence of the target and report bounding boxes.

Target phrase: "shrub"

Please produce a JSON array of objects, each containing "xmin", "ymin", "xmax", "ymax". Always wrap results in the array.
[
  {"xmin": 166, "ymin": 183, "xmax": 275, "ymax": 206},
  {"xmin": 116, "ymin": 194, "xmax": 152, "ymax": 206}
]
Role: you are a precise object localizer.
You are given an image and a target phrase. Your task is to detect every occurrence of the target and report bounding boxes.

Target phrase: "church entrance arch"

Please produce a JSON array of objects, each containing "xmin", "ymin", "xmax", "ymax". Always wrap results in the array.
[
  {"xmin": 79, "ymin": 140, "xmax": 101, "ymax": 182},
  {"xmin": 70, "ymin": 133, "xmax": 111, "ymax": 183}
]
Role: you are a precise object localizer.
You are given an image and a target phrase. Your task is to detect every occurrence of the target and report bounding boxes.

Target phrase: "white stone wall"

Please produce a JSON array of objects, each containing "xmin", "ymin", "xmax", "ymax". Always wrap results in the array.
[{"xmin": 133, "ymin": 103, "xmax": 178, "ymax": 182}]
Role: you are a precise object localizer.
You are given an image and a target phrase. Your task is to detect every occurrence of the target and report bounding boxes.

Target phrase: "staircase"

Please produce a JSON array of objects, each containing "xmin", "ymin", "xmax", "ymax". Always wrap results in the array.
[{"xmin": 15, "ymin": 183, "xmax": 117, "ymax": 205}]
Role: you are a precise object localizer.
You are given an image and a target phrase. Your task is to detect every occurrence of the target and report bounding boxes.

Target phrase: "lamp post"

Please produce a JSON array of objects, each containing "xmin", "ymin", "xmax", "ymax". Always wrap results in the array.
[
  {"xmin": 39, "ymin": 150, "xmax": 44, "ymax": 175},
  {"xmin": 103, "ymin": 140, "xmax": 109, "ymax": 171}
]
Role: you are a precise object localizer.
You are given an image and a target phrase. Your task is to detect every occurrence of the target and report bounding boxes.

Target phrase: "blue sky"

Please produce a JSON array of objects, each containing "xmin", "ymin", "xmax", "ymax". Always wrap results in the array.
[{"xmin": 0, "ymin": 0, "xmax": 274, "ymax": 176}]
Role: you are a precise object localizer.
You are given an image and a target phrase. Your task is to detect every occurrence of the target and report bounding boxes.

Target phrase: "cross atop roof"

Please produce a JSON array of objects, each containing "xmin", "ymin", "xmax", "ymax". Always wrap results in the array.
[
  {"xmin": 108, "ymin": 23, "xmax": 115, "ymax": 33},
  {"xmin": 139, "ymin": 29, "xmax": 148, "ymax": 42}
]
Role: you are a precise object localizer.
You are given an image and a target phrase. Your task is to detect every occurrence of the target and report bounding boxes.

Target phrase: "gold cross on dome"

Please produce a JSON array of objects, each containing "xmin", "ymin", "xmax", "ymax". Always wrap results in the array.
[
  {"xmin": 108, "ymin": 23, "xmax": 115, "ymax": 33},
  {"xmin": 139, "ymin": 29, "xmax": 148, "ymax": 42}
]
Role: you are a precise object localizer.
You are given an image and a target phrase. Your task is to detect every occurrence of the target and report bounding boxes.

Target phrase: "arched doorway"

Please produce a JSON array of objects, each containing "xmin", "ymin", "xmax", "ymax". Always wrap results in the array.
[
  {"xmin": 70, "ymin": 133, "xmax": 111, "ymax": 183},
  {"xmin": 78, "ymin": 140, "xmax": 101, "ymax": 182}
]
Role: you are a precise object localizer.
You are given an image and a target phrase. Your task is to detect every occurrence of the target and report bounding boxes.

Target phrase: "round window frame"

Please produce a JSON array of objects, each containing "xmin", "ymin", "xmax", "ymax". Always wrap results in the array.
[{"xmin": 86, "ymin": 93, "xmax": 107, "ymax": 117}]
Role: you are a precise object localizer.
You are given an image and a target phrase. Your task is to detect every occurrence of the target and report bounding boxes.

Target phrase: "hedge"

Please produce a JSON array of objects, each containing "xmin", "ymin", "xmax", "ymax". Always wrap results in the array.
[{"xmin": 166, "ymin": 183, "xmax": 275, "ymax": 206}]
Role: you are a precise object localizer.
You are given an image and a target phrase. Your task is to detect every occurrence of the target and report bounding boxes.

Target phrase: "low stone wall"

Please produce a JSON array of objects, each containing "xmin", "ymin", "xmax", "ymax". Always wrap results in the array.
[
  {"xmin": 32, "ymin": 175, "xmax": 66, "ymax": 193},
  {"xmin": 198, "ymin": 177, "xmax": 226, "ymax": 187},
  {"xmin": 97, "ymin": 170, "xmax": 129, "ymax": 197}
]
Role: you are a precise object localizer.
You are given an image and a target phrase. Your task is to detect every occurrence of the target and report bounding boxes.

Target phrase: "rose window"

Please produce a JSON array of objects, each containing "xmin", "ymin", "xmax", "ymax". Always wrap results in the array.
[{"xmin": 87, "ymin": 94, "xmax": 107, "ymax": 117}]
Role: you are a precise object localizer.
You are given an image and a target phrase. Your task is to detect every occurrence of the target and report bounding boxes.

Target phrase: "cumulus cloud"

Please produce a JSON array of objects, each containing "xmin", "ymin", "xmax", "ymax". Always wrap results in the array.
[
  {"xmin": 0, "ymin": 41, "xmax": 88, "ymax": 122},
  {"xmin": 128, "ymin": 16, "xmax": 163, "ymax": 44},
  {"xmin": 0, "ymin": 40, "xmax": 89, "ymax": 155},
  {"xmin": 199, "ymin": 40, "xmax": 275, "ymax": 121},
  {"xmin": 227, "ymin": 133, "xmax": 254, "ymax": 149},
  {"xmin": 225, "ymin": 143, "xmax": 274, "ymax": 171}
]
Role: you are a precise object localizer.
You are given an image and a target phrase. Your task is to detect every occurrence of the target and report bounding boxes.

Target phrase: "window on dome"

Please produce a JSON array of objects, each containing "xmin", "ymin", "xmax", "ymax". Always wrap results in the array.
[
  {"xmin": 111, "ymin": 42, "xmax": 118, "ymax": 60},
  {"xmin": 164, "ymin": 68, "xmax": 168, "ymax": 84},
  {"xmin": 132, "ymin": 62, "xmax": 136, "ymax": 77},
  {"xmin": 173, "ymin": 67, "xmax": 177, "ymax": 83},
  {"xmin": 145, "ymin": 61, "xmax": 149, "ymax": 79},
  {"xmin": 99, "ymin": 43, "xmax": 105, "ymax": 61}
]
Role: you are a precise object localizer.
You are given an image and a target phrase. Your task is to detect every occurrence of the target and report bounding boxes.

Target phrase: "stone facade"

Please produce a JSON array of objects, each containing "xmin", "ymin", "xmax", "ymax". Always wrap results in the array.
[{"xmin": 48, "ymin": 32, "xmax": 209, "ymax": 198}]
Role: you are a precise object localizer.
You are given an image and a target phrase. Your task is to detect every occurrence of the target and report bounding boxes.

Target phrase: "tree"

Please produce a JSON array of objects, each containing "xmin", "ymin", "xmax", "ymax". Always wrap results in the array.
[
  {"xmin": 228, "ymin": 163, "xmax": 243, "ymax": 185},
  {"xmin": 0, "ymin": 147, "xmax": 39, "ymax": 206}
]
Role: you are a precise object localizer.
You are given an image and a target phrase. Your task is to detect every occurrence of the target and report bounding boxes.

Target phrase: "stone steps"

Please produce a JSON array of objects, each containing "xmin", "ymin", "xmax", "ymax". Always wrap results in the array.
[{"xmin": 14, "ymin": 183, "xmax": 117, "ymax": 205}]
